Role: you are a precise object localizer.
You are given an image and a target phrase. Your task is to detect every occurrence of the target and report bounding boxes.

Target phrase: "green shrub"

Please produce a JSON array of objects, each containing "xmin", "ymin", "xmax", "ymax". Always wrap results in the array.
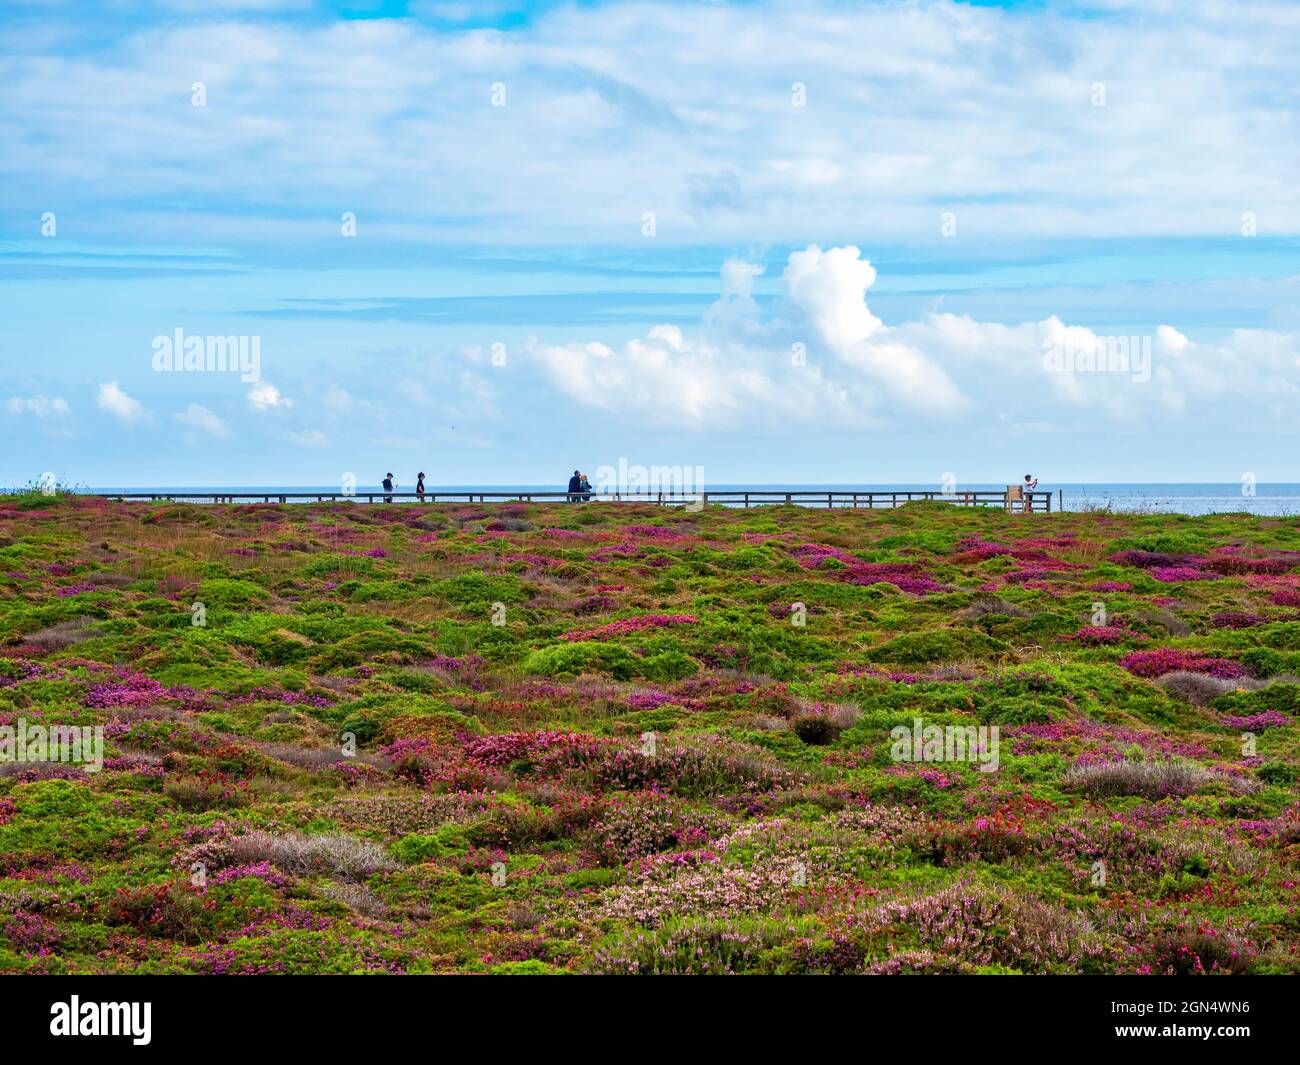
[
  {"xmin": 521, "ymin": 642, "xmax": 639, "ymax": 680},
  {"xmin": 866, "ymin": 629, "xmax": 1008, "ymax": 666}
]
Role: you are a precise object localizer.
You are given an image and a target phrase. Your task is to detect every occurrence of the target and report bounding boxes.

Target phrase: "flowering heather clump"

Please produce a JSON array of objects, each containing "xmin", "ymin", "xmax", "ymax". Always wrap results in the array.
[
  {"xmin": 1063, "ymin": 625, "xmax": 1134, "ymax": 646},
  {"xmin": 324, "ymin": 793, "xmax": 496, "ymax": 834},
  {"xmin": 56, "ymin": 582, "xmax": 96, "ymax": 597},
  {"xmin": 1221, "ymin": 710, "xmax": 1290, "ymax": 731},
  {"xmin": 1211, "ymin": 610, "xmax": 1264, "ymax": 629},
  {"xmin": 426, "ymin": 654, "xmax": 486, "ymax": 673},
  {"xmin": 870, "ymin": 881, "xmax": 1104, "ymax": 973},
  {"xmin": 84, "ymin": 670, "xmax": 173, "ymax": 707},
  {"xmin": 1062, "ymin": 759, "xmax": 1219, "ymax": 799},
  {"xmin": 1111, "ymin": 549, "xmax": 1197, "ymax": 570},
  {"xmin": 863, "ymin": 950, "xmax": 973, "ymax": 975},
  {"xmin": 211, "ymin": 862, "xmax": 292, "ymax": 888},
  {"xmin": 595, "ymin": 852, "xmax": 811, "ymax": 927},
  {"xmin": 3, "ymin": 911, "xmax": 65, "ymax": 955},
  {"xmin": 585, "ymin": 917, "xmax": 788, "ymax": 975},
  {"xmin": 574, "ymin": 594, "xmax": 616, "ymax": 615},
  {"xmin": 1151, "ymin": 566, "xmax": 1218, "ymax": 582},
  {"xmin": 1202, "ymin": 553, "xmax": 1298, "ymax": 576},
  {"xmin": 463, "ymin": 730, "xmax": 603, "ymax": 767},
  {"xmin": 585, "ymin": 735, "xmax": 801, "ymax": 797},
  {"xmin": 844, "ymin": 564, "xmax": 942, "ymax": 594},
  {"xmin": 589, "ymin": 792, "xmax": 728, "ymax": 863},
  {"xmin": 1119, "ymin": 649, "xmax": 1245, "ymax": 679},
  {"xmin": 789, "ymin": 543, "xmax": 860, "ymax": 567},
  {"xmin": 624, "ymin": 690, "xmax": 675, "ymax": 710},
  {"xmin": 1137, "ymin": 921, "xmax": 1259, "ymax": 975},
  {"xmin": 560, "ymin": 614, "xmax": 697, "ymax": 641},
  {"xmin": 951, "ymin": 538, "xmax": 1016, "ymax": 562},
  {"xmin": 620, "ymin": 524, "xmax": 690, "ymax": 540}
]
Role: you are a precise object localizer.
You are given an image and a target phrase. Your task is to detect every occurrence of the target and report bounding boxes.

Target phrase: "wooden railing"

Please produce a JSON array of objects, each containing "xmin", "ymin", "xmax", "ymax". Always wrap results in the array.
[{"xmin": 99, "ymin": 489, "xmax": 1054, "ymax": 511}]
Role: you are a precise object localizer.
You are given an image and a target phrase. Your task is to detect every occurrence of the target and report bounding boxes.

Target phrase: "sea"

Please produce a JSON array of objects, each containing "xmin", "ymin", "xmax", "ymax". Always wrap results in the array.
[{"xmin": 81, "ymin": 483, "xmax": 1300, "ymax": 517}]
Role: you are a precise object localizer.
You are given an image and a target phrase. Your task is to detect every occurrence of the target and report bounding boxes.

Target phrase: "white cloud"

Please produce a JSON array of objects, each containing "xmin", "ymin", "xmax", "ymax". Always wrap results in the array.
[
  {"xmin": 528, "ymin": 245, "xmax": 1300, "ymax": 432},
  {"xmin": 784, "ymin": 246, "xmax": 883, "ymax": 348},
  {"xmin": 6, "ymin": 2, "xmax": 1300, "ymax": 243},
  {"xmin": 248, "ymin": 381, "xmax": 292, "ymax": 411},
  {"xmin": 173, "ymin": 403, "xmax": 229, "ymax": 438},
  {"xmin": 96, "ymin": 382, "xmax": 148, "ymax": 426},
  {"xmin": 5, "ymin": 396, "xmax": 70, "ymax": 420}
]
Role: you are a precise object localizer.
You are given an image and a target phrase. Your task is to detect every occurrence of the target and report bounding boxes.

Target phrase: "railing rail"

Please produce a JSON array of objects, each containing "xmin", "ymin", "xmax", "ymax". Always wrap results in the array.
[{"xmin": 96, "ymin": 489, "xmax": 1055, "ymax": 511}]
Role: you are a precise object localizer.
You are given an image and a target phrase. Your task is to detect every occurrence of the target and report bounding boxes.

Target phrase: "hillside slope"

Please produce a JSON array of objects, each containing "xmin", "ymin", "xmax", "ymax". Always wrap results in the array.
[{"xmin": 1, "ymin": 495, "xmax": 1297, "ymax": 974}]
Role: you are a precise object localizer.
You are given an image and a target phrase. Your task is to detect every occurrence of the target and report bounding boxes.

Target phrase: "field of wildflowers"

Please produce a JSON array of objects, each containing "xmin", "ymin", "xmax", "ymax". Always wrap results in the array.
[{"xmin": 1, "ymin": 492, "xmax": 1298, "ymax": 975}]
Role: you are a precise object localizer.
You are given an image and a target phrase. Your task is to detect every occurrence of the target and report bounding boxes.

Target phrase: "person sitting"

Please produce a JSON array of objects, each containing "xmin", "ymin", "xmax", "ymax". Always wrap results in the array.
[{"xmin": 566, "ymin": 470, "xmax": 582, "ymax": 502}]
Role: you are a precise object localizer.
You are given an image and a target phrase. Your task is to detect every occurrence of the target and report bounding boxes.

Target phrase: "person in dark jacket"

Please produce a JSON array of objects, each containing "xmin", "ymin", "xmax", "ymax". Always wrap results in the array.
[
  {"xmin": 566, "ymin": 470, "xmax": 582, "ymax": 502},
  {"xmin": 382, "ymin": 472, "xmax": 395, "ymax": 503},
  {"xmin": 415, "ymin": 472, "xmax": 426, "ymax": 501}
]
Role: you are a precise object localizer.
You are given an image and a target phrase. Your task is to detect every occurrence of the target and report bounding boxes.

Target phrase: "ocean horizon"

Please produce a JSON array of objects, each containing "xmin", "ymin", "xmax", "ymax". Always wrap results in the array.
[{"xmin": 72, "ymin": 482, "xmax": 1300, "ymax": 517}]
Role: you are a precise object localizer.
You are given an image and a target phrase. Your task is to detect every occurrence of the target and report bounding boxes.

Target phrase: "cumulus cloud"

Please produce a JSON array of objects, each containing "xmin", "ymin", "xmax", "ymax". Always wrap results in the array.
[
  {"xmin": 527, "ymin": 245, "xmax": 1300, "ymax": 432},
  {"xmin": 96, "ymin": 382, "xmax": 148, "ymax": 426},
  {"xmin": 173, "ymin": 404, "xmax": 229, "ymax": 438},
  {"xmin": 530, "ymin": 246, "xmax": 958, "ymax": 428},
  {"xmin": 248, "ymin": 381, "xmax": 292, "ymax": 411}
]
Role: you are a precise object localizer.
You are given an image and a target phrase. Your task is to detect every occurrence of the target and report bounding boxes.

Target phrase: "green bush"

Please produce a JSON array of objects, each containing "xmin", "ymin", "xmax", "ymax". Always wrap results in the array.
[{"xmin": 865, "ymin": 628, "xmax": 1008, "ymax": 666}]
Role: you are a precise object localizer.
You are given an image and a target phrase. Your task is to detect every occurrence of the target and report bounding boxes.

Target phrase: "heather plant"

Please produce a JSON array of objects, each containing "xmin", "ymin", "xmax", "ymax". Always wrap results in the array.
[
  {"xmin": 588, "ymin": 791, "xmax": 729, "ymax": 863},
  {"xmin": 586, "ymin": 916, "xmax": 791, "ymax": 974},
  {"xmin": 226, "ymin": 831, "xmax": 399, "ymax": 881},
  {"xmin": 869, "ymin": 881, "xmax": 1106, "ymax": 974},
  {"xmin": 1156, "ymin": 671, "xmax": 1254, "ymax": 706},
  {"xmin": 580, "ymin": 734, "xmax": 802, "ymax": 797},
  {"xmin": 1062, "ymin": 759, "xmax": 1220, "ymax": 799},
  {"xmin": 2, "ymin": 497, "xmax": 1298, "ymax": 975}
]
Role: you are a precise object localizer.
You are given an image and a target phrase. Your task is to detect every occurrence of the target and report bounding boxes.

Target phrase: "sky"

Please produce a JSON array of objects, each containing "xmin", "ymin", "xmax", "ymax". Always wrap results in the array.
[{"xmin": 2, "ymin": 0, "xmax": 1299, "ymax": 490}]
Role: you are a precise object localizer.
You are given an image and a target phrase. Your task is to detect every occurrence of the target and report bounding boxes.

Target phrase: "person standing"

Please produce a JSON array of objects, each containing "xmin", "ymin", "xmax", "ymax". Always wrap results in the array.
[
  {"xmin": 382, "ymin": 472, "xmax": 395, "ymax": 504},
  {"xmin": 1022, "ymin": 474, "xmax": 1038, "ymax": 514},
  {"xmin": 567, "ymin": 469, "xmax": 582, "ymax": 503},
  {"xmin": 415, "ymin": 472, "xmax": 426, "ymax": 501}
]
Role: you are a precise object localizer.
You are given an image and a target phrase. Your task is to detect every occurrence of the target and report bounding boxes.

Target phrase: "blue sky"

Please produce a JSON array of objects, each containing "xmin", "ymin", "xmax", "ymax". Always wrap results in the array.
[{"xmin": 2, "ymin": 0, "xmax": 1299, "ymax": 489}]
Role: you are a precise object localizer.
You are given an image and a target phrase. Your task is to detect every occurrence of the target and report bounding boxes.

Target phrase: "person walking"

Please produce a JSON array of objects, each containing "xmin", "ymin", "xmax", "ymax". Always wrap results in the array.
[
  {"xmin": 382, "ymin": 472, "xmax": 396, "ymax": 504},
  {"xmin": 415, "ymin": 472, "xmax": 426, "ymax": 501}
]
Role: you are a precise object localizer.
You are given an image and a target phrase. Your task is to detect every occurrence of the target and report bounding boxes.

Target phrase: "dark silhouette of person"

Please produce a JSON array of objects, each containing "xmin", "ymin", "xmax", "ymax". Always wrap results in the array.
[
  {"xmin": 382, "ymin": 472, "xmax": 395, "ymax": 503},
  {"xmin": 567, "ymin": 470, "xmax": 582, "ymax": 502},
  {"xmin": 415, "ymin": 472, "xmax": 426, "ymax": 500}
]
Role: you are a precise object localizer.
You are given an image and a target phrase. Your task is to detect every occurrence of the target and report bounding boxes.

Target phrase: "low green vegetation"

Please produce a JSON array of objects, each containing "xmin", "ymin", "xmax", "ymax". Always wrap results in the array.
[{"xmin": 0, "ymin": 495, "xmax": 1296, "ymax": 974}]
